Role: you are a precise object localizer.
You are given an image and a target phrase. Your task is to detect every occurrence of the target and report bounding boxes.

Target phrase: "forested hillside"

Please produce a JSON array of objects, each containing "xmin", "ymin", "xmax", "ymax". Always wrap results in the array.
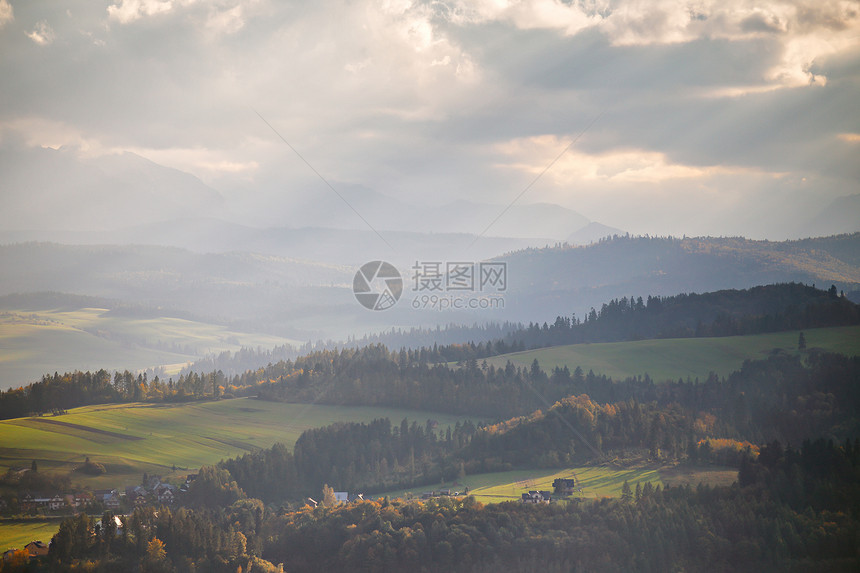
[
  {"xmin": 502, "ymin": 234, "xmax": 860, "ymax": 320},
  {"xmin": 205, "ymin": 351, "xmax": 859, "ymax": 505},
  {"xmin": 185, "ymin": 282, "xmax": 860, "ymax": 373},
  {"xmin": 4, "ymin": 283, "xmax": 860, "ymax": 572},
  {"xmin": 39, "ymin": 439, "xmax": 860, "ymax": 572},
  {"xmin": 3, "ymin": 235, "xmax": 860, "ymax": 350},
  {"xmin": 7, "ymin": 340, "xmax": 859, "ymax": 570}
]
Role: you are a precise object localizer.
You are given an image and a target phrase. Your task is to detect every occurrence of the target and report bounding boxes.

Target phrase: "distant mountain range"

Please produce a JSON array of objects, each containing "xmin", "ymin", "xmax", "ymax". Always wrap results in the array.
[
  {"xmin": 0, "ymin": 144, "xmax": 224, "ymax": 233},
  {"xmin": 0, "ymin": 140, "xmax": 616, "ymax": 252},
  {"xmin": 4, "ymin": 139, "xmax": 856, "ymax": 260},
  {"xmin": 566, "ymin": 222, "xmax": 625, "ymax": 244},
  {"xmin": 500, "ymin": 234, "xmax": 860, "ymax": 322},
  {"xmin": 803, "ymin": 193, "xmax": 860, "ymax": 238},
  {"xmin": 2, "ymin": 234, "xmax": 859, "ymax": 342}
]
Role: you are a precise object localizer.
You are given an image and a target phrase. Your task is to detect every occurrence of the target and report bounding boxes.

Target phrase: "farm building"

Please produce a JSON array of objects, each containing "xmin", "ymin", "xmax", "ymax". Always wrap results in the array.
[
  {"xmin": 24, "ymin": 541, "xmax": 49, "ymax": 558},
  {"xmin": 553, "ymin": 478, "xmax": 578, "ymax": 495},
  {"xmin": 521, "ymin": 491, "xmax": 552, "ymax": 504}
]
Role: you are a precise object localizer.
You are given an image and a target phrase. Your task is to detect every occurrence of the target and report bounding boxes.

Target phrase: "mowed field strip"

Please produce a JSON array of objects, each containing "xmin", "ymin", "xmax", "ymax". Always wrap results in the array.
[
  {"xmin": 0, "ymin": 398, "xmax": 482, "ymax": 489},
  {"xmin": 484, "ymin": 326, "xmax": 860, "ymax": 382}
]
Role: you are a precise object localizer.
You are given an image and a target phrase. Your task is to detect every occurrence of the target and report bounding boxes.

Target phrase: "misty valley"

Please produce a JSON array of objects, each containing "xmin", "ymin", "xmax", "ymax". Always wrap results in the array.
[{"xmin": 2, "ymin": 0, "xmax": 860, "ymax": 570}]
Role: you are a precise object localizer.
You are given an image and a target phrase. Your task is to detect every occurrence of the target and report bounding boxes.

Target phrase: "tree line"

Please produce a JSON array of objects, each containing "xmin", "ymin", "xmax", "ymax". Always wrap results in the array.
[
  {"xmin": 29, "ymin": 438, "xmax": 860, "ymax": 572},
  {"xmin": 220, "ymin": 418, "xmax": 479, "ymax": 503},
  {"xmin": 427, "ymin": 282, "xmax": 859, "ymax": 363},
  {"xmin": 0, "ymin": 369, "xmax": 238, "ymax": 420},
  {"xmin": 182, "ymin": 282, "xmax": 860, "ymax": 373},
  {"xmin": 213, "ymin": 352, "xmax": 858, "ymax": 507},
  {"xmin": 2, "ymin": 283, "xmax": 856, "ymax": 421}
]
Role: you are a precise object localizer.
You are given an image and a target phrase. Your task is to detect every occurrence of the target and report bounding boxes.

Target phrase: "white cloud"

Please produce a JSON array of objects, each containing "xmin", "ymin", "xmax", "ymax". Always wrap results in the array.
[
  {"xmin": 495, "ymin": 134, "xmax": 745, "ymax": 184},
  {"xmin": 438, "ymin": 1, "xmax": 859, "ymax": 88},
  {"xmin": 0, "ymin": 0, "xmax": 13, "ymax": 28},
  {"xmin": 1, "ymin": 0, "xmax": 857, "ymax": 239},
  {"xmin": 604, "ymin": 1, "xmax": 859, "ymax": 87},
  {"xmin": 0, "ymin": 117, "xmax": 114, "ymax": 156},
  {"xmin": 26, "ymin": 21, "xmax": 55, "ymax": 46},
  {"xmin": 107, "ymin": 0, "xmax": 174, "ymax": 24},
  {"xmin": 206, "ymin": 4, "xmax": 245, "ymax": 35},
  {"xmin": 442, "ymin": 0, "xmax": 602, "ymax": 35}
]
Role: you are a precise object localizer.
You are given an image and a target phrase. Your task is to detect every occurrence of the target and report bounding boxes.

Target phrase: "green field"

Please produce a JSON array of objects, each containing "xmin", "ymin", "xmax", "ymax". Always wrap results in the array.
[
  {"xmin": 379, "ymin": 465, "xmax": 670, "ymax": 504},
  {"xmin": 484, "ymin": 326, "xmax": 860, "ymax": 382},
  {"xmin": 0, "ymin": 398, "xmax": 482, "ymax": 490},
  {"xmin": 467, "ymin": 466, "xmax": 664, "ymax": 502},
  {"xmin": 0, "ymin": 519, "xmax": 63, "ymax": 552},
  {"xmin": 0, "ymin": 308, "xmax": 301, "ymax": 389},
  {"xmin": 0, "ymin": 461, "xmax": 739, "ymax": 552}
]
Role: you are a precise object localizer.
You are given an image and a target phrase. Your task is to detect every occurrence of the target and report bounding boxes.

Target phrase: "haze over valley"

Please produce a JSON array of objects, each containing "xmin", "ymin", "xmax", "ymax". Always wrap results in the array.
[{"xmin": 1, "ymin": 1, "xmax": 860, "ymax": 570}]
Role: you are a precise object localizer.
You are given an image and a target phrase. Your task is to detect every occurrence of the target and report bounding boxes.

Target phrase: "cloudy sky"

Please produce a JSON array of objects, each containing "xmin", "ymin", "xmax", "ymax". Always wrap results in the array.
[{"xmin": 1, "ymin": 0, "xmax": 859, "ymax": 239}]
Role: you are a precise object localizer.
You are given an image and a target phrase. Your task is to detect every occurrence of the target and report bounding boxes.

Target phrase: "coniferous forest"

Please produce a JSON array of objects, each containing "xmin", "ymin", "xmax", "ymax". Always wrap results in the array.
[
  {"xmin": 4, "ymin": 0, "xmax": 860, "ymax": 567},
  {"xmin": 3, "ymin": 284, "xmax": 860, "ymax": 571}
]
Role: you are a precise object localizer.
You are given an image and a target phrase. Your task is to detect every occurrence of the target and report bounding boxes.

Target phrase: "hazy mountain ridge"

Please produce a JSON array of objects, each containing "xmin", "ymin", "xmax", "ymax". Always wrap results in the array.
[
  {"xmin": 801, "ymin": 193, "xmax": 860, "ymax": 238},
  {"xmin": 2, "ymin": 234, "xmax": 859, "ymax": 343},
  {"xmin": 0, "ymin": 221, "xmax": 559, "ymax": 267},
  {"xmin": 499, "ymin": 234, "xmax": 860, "ymax": 321},
  {"xmin": 0, "ymin": 140, "xmax": 603, "ymax": 250},
  {"xmin": 0, "ymin": 144, "xmax": 224, "ymax": 232}
]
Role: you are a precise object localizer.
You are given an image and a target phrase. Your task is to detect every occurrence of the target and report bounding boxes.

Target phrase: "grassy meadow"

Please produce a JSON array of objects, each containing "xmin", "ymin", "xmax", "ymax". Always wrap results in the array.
[
  {"xmin": 0, "ymin": 519, "xmax": 63, "ymax": 552},
  {"xmin": 484, "ymin": 326, "xmax": 860, "ymax": 382},
  {"xmin": 0, "ymin": 307, "xmax": 301, "ymax": 389},
  {"xmin": 0, "ymin": 462, "xmax": 737, "ymax": 552},
  {"xmin": 378, "ymin": 465, "xmax": 684, "ymax": 504},
  {"xmin": 0, "ymin": 398, "xmax": 481, "ymax": 490}
]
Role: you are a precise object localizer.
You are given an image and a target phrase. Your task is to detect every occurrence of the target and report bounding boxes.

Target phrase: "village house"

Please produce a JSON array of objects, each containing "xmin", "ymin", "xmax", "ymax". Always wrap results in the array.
[
  {"xmin": 47, "ymin": 494, "xmax": 64, "ymax": 511},
  {"xmin": 125, "ymin": 485, "xmax": 148, "ymax": 507},
  {"xmin": 95, "ymin": 515, "xmax": 124, "ymax": 535},
  {"xmin": 552, "ymin": 478, "xmax": 578, "ymax": 496},
  {"xmin": 521, "ymin": 490, "xmax": 552, "ymax": 504},
  {"xmin": 74, "ymin": 492, "xmax": 92, "ymax": 508},
  {"xmin": 180, "ymin": 474, "xmax": 197, "ymax": 493},
  {"xmin": 20, "ymin": 493, "xmax": 52, "ymax": 512},
  {"xmin": 93, "ymin": 489, "xmax": 121, "ymax": 511},
  {"xmin": 154, "ymin": 483, "xmax": 178, "ymax": 505},
  {"xmin": 24, "ymin": 541, "xmax": 49, "ymax": 558}
]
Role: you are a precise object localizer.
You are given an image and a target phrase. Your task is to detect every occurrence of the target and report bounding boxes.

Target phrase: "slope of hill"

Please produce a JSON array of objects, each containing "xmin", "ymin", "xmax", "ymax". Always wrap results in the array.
[
  {"xmin": 483, "ymin": 325, "xmax": 860, "ymax": 382},
  {"xmin": 803, "ymin": 193, "xmax": 860, "ymax": 238},
  {"xmin": 0, "ymin": 305, "xmax": 303, "ymax": 388},
  {"xmin": 565, "ymin": 221, "xmax": 625, "ymax": 244},
  {"xmin": 0, "ymin": 144, "xmax": 223, "ymax": 233},
  {"xmin": 2, "ymin": 235, "xmax": 860, "ymax": 381},
  {"xmin": 0, "ymin": 399, "xmax": 476, "ymax": 490},
  {"xmin": 501, "ymin": 234, "xmax": 860, "ymax": 321}
]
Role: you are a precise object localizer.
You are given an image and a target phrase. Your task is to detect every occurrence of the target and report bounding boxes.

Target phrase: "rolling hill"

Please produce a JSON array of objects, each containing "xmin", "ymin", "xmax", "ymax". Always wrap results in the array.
[
  {"xmin": 0, "ymin": 399, "xmax": 480, "ymax": 490},
  {"xmin": 2, "ymin": 235, "xmax": 860, "ymax": 387},
  {"xmin": 500, "ymin": 234, "xmax": 860, "ymax": 321},
  {"xmin": 483, "ymin": 325, "xmax": 860, "ymax": 382}
]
